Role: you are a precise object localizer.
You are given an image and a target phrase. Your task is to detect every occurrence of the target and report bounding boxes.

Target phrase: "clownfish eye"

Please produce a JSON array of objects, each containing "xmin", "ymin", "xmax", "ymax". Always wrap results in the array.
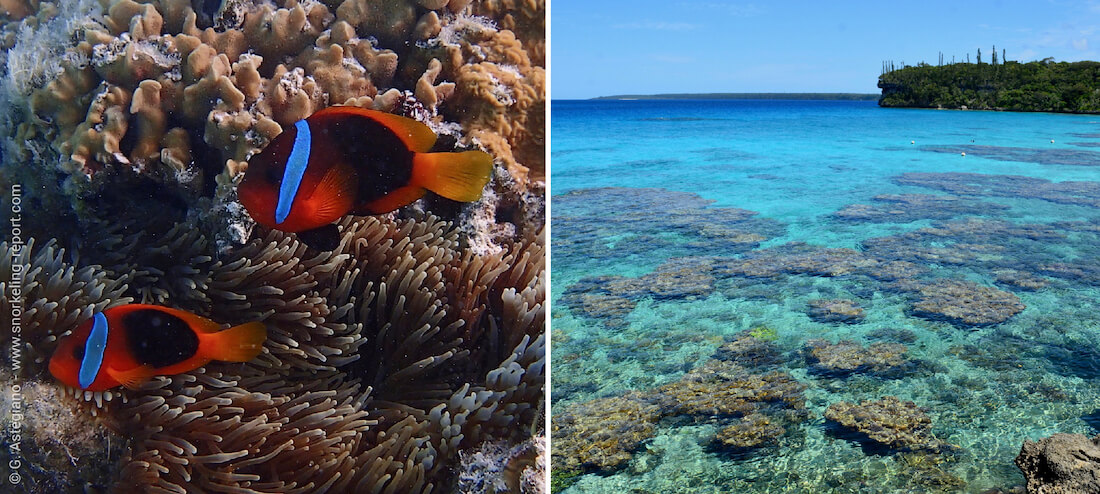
[{"xmin": 72, "ymin": 343, "xmax": 85, "ymax": 361}]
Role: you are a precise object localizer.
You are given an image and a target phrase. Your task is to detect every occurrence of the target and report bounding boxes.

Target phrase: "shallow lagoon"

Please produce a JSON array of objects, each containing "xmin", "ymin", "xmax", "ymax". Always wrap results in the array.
[{"xmin": 550, "ymin": 100, "xmax": 1100, "ymax": 493}]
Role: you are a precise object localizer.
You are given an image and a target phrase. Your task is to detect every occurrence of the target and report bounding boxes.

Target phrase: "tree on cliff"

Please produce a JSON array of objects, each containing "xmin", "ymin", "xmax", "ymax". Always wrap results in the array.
[{"xmin": 878, "ymin": 59, "xmax": 1100, "ymax": 112}]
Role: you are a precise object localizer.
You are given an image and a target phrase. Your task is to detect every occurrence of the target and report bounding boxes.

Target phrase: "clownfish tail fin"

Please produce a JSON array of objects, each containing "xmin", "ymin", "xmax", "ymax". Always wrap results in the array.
[
  {"xmin": 204, "ymin": 322, "xmax": 267, "ymax": 362},
  {"xmin": 411, "ymin": 150, "xmax": 493, "ymax": 203}
]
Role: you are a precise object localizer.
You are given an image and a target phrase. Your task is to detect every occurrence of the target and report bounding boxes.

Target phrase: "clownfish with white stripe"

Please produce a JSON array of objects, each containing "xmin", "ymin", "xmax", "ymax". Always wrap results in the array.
[
  {"xmin": 48, "ymin": 305, "xmax": 266, "ymax": 391},
  {"xmin": 237, "ymin": 106, "xmax": 494, "ymax": 251}
]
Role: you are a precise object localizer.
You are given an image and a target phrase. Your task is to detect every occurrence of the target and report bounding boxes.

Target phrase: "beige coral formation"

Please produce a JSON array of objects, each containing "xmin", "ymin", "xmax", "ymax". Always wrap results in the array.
[
  {"xmin": 3, "ymin": 0, "xmax": 545, "ymax": 250},
  {"xmin": 825, "ymin": 396, "xmax": 949, "ymax": 452},
  {"xmin": 551, "ymin": 392, "xmax": 664, "ymax": 474},
  {"xmin": 1, "ymin": 212, "xmax": 545, "ymax": 492}
]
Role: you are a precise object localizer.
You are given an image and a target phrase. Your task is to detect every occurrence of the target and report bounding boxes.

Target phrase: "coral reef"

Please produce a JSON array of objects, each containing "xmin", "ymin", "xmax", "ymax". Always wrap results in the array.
[
  {"xmin": 713, "ymin": 413, "xmax": 786, "ymax": 450},
  {"xmin": 994, "ymin": 269, "xmax": 1049, "ymax": 291},
  {"xmin": 825, "ymin": 396, "xmax": 947, "ymax": 452},
  {"xmin": 0, "ymin": 0, "xmax": 546, "ymax": 252},
  {"xmin": 806, "ymin": 298, "xmax": 865, "ymax": 324},
  {"xmin": 1014, "ymin": 433, "xmax": 1100, "ymax": 494},
  {"xmin": 894, "ymin": 452, "xmax": 966, "ymax": 491},
  {"xmin": 0, "ymin": 370, "xmax": 128, "ymax": 492},
  {"xmin": 832, "ymin": 193, "xmax": 1005, "ymax": 223},
  {"xmin": 551, "ymin": 345, "xmax": 810, "ymax": 476},
  {"xmin": 902, "ymin": 279, "xmax": 1025, "ymax": 327},
  {"xmin": 0, "ymin": 212, "xmax": 546, "ymax": 492},
  {"xmin": 0, "ymin": 1, "xmax": 546, "ymax": 488},
  {"xmin": 804, "ymin": 339, "xmax": 909, "ymax": 376},
  {"xmin": 713, "ymin": 330, "xmax": 783, "ymax": 369},
  {"xmin": 919, "ymin": 145, "xmax": 1100, "ymax": 167},
  {"xmin": 456, "ymin": 435, "xmax": 546, "ymax": 494},
  {"xmin": 894, "ymin": 172, "xmax": 1100, "ymax": 209},
  {"xmin": 550, "ymin": 392, "xmax": 663, "ymax": 474},
  {"xmin": 551, "ymin": 187, "xmax": 786, "ymax": 269},
  {"xmin": 658, "ymin": 362, "xmax": 806, "ymax": 418}
]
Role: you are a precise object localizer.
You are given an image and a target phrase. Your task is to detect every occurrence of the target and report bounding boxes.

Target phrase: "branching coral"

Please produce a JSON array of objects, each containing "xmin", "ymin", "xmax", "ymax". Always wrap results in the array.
[{"xmin": 1, "ymin": 212, "xmax": 545, "ymax": 492}]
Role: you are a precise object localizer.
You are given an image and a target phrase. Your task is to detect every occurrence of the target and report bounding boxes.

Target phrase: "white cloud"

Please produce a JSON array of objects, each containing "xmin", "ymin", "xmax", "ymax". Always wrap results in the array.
[{"xmin": 1073, "ymin": 37, "xmax": 1089, "ymax": 50}]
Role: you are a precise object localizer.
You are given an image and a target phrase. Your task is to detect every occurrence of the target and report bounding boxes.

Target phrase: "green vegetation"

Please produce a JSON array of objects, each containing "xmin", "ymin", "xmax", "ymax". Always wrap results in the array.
[
  {"xmin": 551, "ymin": 468, "xmax": 583, "ymax": 493},
  {"xmin": 592, "ymin": 92, "xmax": 879, "ymax": 101},
  {"xmin": 879, "ymin": 58, "xmax": 1100, "ymax": 112},
  {"xmin": 748, "ymin": 325, "xmax": 779, "ymax": 342}
]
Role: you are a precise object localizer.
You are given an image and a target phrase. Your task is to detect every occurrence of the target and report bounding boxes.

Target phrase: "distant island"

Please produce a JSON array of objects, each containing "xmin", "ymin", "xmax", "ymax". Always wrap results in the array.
[
  {"xmin": 592, "ymin": 93, "xmax": 879, "ymax": 101},
  {"xmin": 879, "ymin": 58, "xmax": 1100, "ymax": 113}
]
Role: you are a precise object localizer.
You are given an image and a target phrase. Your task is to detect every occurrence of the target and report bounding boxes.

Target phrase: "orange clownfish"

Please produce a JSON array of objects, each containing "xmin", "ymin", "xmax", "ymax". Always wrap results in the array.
[
  {"xmin": 237, "ymin": 106, "xmax": 494, "ymax": 250},
  {"xmin": 49, "ymin": 304, "xmax": 267, "ymax": 391}
]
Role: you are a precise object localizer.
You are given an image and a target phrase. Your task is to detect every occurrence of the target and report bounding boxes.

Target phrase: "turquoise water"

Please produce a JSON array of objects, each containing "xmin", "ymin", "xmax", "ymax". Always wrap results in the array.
[{"xmin": 550, "ymin": 100, "xmax": 1100, "ymax": 493}]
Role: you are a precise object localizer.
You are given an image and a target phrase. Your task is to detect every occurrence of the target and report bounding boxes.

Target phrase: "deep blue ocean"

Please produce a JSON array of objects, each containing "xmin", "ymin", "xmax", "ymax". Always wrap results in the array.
[{"xmin": 551, "ymin": 99, "xmax": 1100, "ymax": 493}]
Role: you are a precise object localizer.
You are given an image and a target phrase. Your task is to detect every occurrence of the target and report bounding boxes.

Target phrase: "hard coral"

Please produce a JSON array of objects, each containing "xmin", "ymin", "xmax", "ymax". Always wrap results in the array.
[
  {"xmin": 825, "ymin": 396, "xmax": 947, "ymax": 452},
  {"xmin": 807, "ymin": 298, "xmax": 865, "ymax": 324},
  {"xmin": 903, "ymin": 279, "xmax": 1025, "ymax": 327},
  {"xmin": 713, "ymin": 413, "xmax": 786, "ymax": 450},
  {"xmin": 660, "ymin": 360, "xmax": 806, "ymax": 418},
  {"xmin": 551, "ymin": 392, "xmax": 663, "ymax": 474},
  {"xmin": 804, "ymin": 339, "xmax": 909, "ymax": 377},
  {"xmin": 832, "ymin": 193, "xmax": 1005, "ymax": 223},
  {"xmin": 713, "ymin": 330, "xmax": 783, "ymax": 369},
  {"xmin": 3, "ymin": 0, "xmax": 545, "ymax": 252}
]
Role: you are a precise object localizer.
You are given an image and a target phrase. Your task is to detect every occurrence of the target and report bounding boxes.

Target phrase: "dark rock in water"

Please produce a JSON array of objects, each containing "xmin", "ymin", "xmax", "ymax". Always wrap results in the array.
[
  {"xmin": 1082, "ymin": 410, "xmax": 1100, "ymax": 432},
  {"xmin": 1015, "ymin": 433, "xmax": 1100, "ymax": 494},
  {"xmin": 1044, "ymin": 344, "xmax": 1100, "ymax": 380},
  {"xmin": 893, "ymin": 172, "xmax": 1100, "ymax": 209},
  {"xmin": 804, "ymin": 339, "xmax": 910, "ymax": 377},
  {"xmin": 713, "ymin": 330, "xmax": 783, "ymax": 369},
  {"xmin": 919, "ymin": 144, "xmax": 1100, "ymax": 167},
  {"xmin": 900, "ymin": 279, "xmax": 1025, "ymax": 327},
  {"xmin": 824, "ymin": 396, "xmax": 950, "ymax": 453},
  {"xmin": 867, "ymin": 327, "xmax": 919, "ymax": 344},
  {"xmin": 832, "ymin": 193, "xmax": 1005, "ymax": 224},
  {"xmin": 806, "ymin": 298, "xmax": 865, "ymax": 324}
]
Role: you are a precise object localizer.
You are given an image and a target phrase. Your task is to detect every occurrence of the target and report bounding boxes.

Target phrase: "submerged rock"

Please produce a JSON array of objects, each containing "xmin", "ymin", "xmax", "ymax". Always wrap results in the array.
[
  {"xmin": 804, "ymin": 339, "xmax": 909, "ymax": 377},
  {"xmin": 1015, "ymin": 433, "xmax": 1100, "ymax": 494},
  {"xmin": 550, "ymin": 392, "xmax": 664, "ymax": 474},
  {"xmin": 832, "ymin": 193, "xmax": 1005, "ymax": 223},
  {"xmin": 713, "ymin": 330, "xmax": 784, "ymax": 369},
  {"xmin": 807, "ymin": 298, "xmax": 866, "ymax": 324},
  {"xmin": 825, "ymin": 396, "xmax": 948, "ymax": 452},
  {"xmin": 904, "ymin": 279, "xmax": 1025, "ymax": 327},
  {"xmin": 713, "ymin": 413, "xmax": 786, "ymax": 450}
]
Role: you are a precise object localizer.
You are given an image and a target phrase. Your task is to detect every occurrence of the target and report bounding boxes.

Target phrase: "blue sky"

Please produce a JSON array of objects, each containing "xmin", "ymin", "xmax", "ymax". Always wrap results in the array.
[{"xmin": 551, "ymin": 0, "xmax": 1100, "ymax": 99}]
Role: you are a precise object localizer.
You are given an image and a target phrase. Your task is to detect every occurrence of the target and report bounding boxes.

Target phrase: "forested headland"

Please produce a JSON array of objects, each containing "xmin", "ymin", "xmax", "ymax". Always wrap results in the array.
[
  {"xmin": 878, "ymin": 52, "xmax": 1100, "ymax": 113},
  {"xmin": 593, "ymin": 93, "xmax": 879, "ymax": 101}
]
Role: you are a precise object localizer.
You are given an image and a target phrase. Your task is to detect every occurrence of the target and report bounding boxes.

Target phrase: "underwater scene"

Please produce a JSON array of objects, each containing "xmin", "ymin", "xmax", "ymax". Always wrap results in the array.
[
  {"xmin": 0, "ymin": 0, "xmax": 545, "ymax": 492},
  {"xmin": 550, "ymin": 99, "xmax": 1100, "ymax": 493}
]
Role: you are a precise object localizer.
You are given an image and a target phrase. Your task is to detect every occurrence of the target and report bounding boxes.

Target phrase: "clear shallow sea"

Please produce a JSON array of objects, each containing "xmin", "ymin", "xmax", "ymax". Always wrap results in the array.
[{"xmin": 550, "ymin": 99, "xmax": 1100, "ymax": 493}]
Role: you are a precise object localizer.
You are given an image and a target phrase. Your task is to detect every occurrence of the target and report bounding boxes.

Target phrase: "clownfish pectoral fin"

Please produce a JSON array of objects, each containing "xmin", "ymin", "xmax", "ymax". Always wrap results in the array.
[
  {"xmin": 107, "ymin": 365, "xmax": 156, "ymax": 390},
  {"xmin": 411, "ymin": 150, "xmax": 493, "ymax": 203},
  {"xmin": 296, "ymin": 224, "xmax": 342, "ymax": 252},
  {"xmin": 203, "ymin": 321, "xmax": 267, "ymax": 363},
  {"xmin": 308, "ymin": 164, "xmax": 358, "ymax": 223},
  {"xmin": 359, "ymin": 185, "xmax": 427, "ymax": 215}
]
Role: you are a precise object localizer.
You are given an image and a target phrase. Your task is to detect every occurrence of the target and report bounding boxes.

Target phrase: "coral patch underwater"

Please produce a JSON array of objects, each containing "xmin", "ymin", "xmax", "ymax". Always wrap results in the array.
[{"xmin": 0, "ymin": 0, "xmax": 546, "ymax": 492}]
